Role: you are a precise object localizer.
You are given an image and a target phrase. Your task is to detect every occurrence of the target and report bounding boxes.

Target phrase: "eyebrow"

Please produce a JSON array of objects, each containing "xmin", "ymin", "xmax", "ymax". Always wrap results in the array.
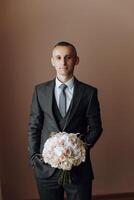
[{"xmin": 55, "ymin": 54, "xmax": 74, "ymax": 57}]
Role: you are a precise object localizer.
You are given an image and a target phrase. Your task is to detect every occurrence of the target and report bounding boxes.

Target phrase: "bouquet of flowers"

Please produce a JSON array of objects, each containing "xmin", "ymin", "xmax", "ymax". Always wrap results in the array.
[{"xmin": 42, "ymin": 132, "xmax": 86, "ymax": 184}]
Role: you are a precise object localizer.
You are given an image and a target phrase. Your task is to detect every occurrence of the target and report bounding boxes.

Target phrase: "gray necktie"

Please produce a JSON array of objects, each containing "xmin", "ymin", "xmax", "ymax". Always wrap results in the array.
[{"xmin": 59, "ymin": 84, "xmax": 67, "ymax": 117}]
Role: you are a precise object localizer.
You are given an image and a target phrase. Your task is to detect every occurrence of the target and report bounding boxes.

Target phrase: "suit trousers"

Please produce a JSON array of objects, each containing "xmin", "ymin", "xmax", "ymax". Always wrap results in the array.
[{"xmin": 34, "ymin": 168, "xmax": 92, "ymax": 200}]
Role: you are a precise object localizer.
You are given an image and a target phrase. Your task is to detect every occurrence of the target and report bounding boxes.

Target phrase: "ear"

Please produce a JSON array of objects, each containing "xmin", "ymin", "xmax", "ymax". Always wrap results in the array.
[
  {"xmin": 75, "ymin": 56, "xmax": 79, "ymax": 65},
  {"xmin": 51, "ymin": 57, "xmax": 55, "ymax": 67}
]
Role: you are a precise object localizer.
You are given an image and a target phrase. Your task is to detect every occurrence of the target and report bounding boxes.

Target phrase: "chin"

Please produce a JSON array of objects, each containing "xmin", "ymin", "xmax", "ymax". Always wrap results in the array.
[{"xmin": 60, "ymin": 73, "xmax": 68, "ymax": 76}]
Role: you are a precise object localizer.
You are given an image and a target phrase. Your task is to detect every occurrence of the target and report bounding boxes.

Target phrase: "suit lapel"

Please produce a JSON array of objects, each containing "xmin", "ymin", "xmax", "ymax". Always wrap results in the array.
[
  {"xmin": 46, "ymin": 79, "xmax": 59, "ymax": 132},
  {"xmin": 62, "ymin": 78, "xmax": 84, "ymax": 131}
]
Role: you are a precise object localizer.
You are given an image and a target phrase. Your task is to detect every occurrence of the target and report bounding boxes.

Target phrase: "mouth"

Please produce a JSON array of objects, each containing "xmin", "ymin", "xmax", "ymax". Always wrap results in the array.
[{"xmin": 60, "ymin": 67, "xmax": 67, "ymax": 70}]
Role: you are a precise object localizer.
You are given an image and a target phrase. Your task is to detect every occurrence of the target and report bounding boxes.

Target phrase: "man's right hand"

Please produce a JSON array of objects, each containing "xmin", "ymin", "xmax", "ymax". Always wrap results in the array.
[{"xmin": 32, "ymin": 153, "xmax": 44, "ymax": 168}]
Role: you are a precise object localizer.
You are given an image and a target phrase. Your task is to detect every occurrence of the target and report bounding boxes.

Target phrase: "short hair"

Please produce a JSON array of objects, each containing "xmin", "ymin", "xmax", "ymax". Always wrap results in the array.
[{"xmin": 53, "ymin": 41, "xmax": 77, "ymax": 57}]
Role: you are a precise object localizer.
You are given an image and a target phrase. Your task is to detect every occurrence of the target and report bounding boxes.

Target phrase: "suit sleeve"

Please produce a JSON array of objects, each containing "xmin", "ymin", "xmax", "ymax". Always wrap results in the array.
[
  {"xmin": 28, "ymin": 86, "xmax": 44, "ymax": 166},
  {"xmin": 86, "ymin": 88, "xmax": 103, "ymax": 148}
]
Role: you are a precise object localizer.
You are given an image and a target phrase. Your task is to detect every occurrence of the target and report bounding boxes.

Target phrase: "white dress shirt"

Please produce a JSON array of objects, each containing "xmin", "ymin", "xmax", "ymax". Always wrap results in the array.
[{"xmin": 54, "ymin": 77, "xmax": 74, "ymax": 112}]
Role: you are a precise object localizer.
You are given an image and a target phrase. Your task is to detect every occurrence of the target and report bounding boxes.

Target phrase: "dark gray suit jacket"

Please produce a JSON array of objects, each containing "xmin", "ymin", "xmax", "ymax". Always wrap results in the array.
[{"xmin": 28, "ymin": 77, "xmax": 103, "ymax": 182}]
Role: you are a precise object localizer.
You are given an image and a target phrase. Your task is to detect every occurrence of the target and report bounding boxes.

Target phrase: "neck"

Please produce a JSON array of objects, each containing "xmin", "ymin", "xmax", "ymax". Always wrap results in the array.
[{"xmin": 57, "ymin": 75, "xmax": 73, "ymax": 83}]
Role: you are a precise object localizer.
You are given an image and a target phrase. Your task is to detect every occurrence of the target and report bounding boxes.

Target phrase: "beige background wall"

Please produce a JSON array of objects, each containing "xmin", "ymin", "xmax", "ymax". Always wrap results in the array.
[{"xmin": 1, "ymin": 0, "xmax": 134, "ymax": 199}]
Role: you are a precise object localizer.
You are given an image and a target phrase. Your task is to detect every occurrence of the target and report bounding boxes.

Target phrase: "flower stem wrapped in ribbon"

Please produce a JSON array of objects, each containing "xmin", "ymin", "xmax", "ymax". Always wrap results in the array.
[{"xmin": 42, "ymin": 132, "xmax": 86, "ymax": 184}]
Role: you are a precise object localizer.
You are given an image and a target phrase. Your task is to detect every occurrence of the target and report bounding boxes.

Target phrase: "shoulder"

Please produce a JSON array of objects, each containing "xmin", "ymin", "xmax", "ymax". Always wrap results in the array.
[
  {"xmin": 34, "ymin": 79, "xmax": 55, "ymax": 90},
  {"xmin": 76, "ymin": 79, "xmax": 98, "ymax": 93}
]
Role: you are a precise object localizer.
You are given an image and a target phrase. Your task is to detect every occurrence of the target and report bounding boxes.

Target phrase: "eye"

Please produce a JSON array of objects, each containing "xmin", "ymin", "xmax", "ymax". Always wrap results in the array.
[
  {"xmin": 66, "ymin": 56, "xmax": 72, "ymax": 59},
  {"xmin": 56, "ymin": 56, "xmax": 61, "ymax": 60}
]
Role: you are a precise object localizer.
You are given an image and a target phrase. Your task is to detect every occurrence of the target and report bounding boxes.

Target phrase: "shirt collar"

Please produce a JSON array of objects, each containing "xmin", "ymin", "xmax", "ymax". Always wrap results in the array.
[{"xmin": 55, "ymin": 76, "xmax": 74, "ymax": 89}]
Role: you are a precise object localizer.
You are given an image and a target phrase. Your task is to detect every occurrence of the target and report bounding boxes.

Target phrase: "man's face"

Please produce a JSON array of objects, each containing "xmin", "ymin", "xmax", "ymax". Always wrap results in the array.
[{"xmin": 51, "ymin": 46, "xmax": 79, "ymax": 78}]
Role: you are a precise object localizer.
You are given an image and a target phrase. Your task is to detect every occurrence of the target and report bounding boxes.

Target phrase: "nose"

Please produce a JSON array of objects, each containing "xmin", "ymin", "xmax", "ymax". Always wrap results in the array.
[{"xmin": 62, "ymin": 58, "xmax": 66, "ymax": 65}]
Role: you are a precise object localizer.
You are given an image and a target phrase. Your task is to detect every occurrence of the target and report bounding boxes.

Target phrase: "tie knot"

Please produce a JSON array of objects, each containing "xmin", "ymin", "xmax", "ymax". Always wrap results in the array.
[{"xmin": 60, "ymin": 84, "xmax": 67, "ymax": 91}]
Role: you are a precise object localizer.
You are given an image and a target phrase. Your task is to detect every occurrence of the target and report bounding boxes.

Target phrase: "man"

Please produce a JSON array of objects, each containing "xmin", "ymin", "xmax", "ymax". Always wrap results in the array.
[{"xmin": 28, "ymin": 41, "xmax": 103, "ymax": 200}]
